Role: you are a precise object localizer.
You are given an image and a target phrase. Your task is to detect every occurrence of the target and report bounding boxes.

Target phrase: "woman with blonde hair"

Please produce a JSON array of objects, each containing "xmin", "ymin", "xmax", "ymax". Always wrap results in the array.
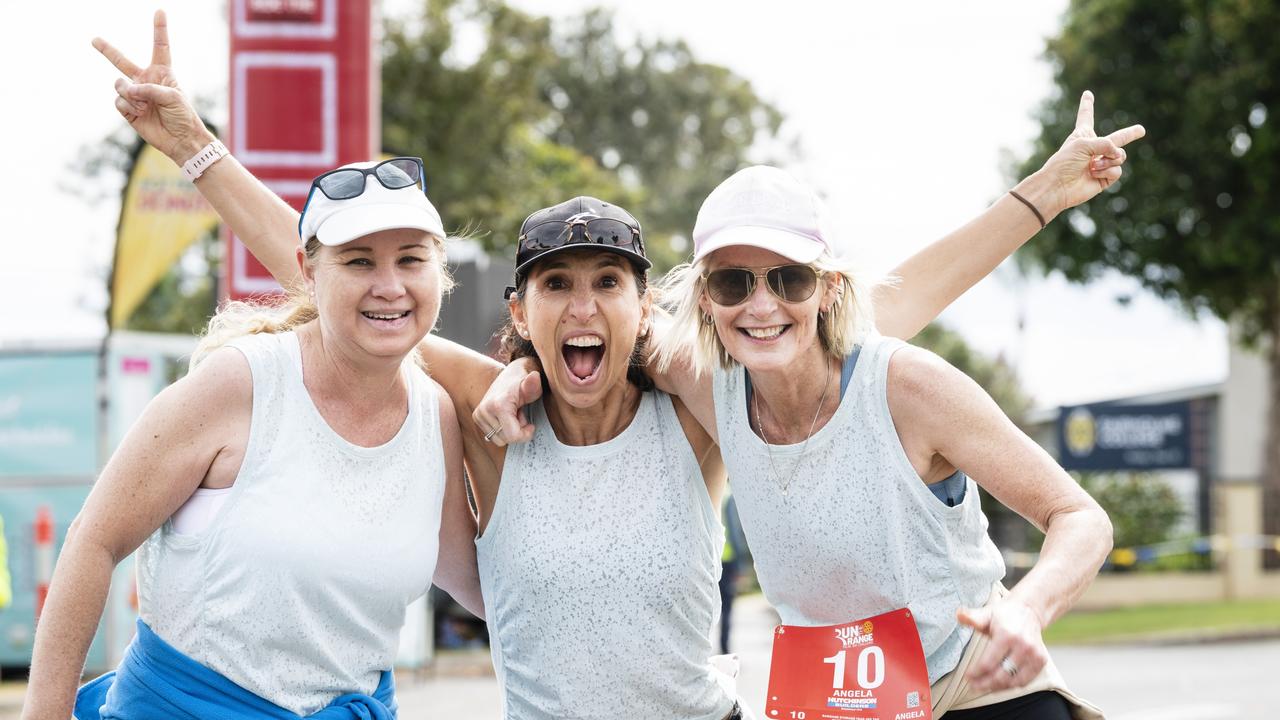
[{"xmin": 24, "ymin": 152, "xmax": 482, "ymax": 719}]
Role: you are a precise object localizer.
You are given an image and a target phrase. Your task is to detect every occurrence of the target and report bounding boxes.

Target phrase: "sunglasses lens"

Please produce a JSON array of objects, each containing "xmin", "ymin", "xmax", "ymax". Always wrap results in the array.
[
  {"xmin": 377, "ymin": 159, "xmax": 421, "ymax": 189},
  {"xmin": 584, "ymin": 219, "xmax": 634, "ymax": 247},
  {"xmin": 317, "ymin": 169, "xmax": 367, "ymax": 200},
  {"xmin": 768, "ymin": 265, "xmax": 818, "ymax": 303},
  {"xmin": 706, "ymin": 269, "xmax": 754, "ymax": 306},
  {"xmin": 522, "ymin": 221, "xmax": 574, "ymax": 250}
]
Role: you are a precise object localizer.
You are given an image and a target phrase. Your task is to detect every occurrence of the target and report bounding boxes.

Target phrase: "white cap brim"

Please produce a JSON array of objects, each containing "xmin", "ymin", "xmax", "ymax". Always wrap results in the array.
[
  {"xmin": 693, "ymin": 225, "xmax": 826, "ymax": 264},
  {"xmin": 315, "ymin": 202, "xmax": 445, "ymax": 247}
]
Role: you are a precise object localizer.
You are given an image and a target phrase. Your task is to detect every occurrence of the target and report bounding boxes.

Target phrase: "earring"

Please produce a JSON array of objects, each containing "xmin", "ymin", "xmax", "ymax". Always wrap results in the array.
[{"xmin": 703, "ymin": 314, "xmax": 714, "ymax": 325}]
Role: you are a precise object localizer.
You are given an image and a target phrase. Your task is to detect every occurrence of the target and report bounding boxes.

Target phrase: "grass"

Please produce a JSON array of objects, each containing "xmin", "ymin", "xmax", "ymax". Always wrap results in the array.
[{"xmin": 1044, "ymin": 598, "xmax": 1280, "ymax": 644}]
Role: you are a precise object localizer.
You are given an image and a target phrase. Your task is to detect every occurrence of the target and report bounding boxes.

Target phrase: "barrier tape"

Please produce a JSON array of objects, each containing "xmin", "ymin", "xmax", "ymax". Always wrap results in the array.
[{"xmin": 1001, "ymin": 534, "xmax": 1280, "ymax": 570}]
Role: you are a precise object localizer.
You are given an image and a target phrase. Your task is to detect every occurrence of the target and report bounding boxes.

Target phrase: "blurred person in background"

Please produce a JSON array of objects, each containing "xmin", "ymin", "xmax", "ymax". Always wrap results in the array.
[{"xmin": 718, "ymin": 493, "xmax": 748, "ymax": 655}]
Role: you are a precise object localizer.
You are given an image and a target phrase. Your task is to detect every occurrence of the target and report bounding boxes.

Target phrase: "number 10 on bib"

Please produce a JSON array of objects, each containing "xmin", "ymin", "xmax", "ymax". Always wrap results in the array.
[{"xmin": 764, "ymin": 608, "xmax": 932, "ymax": 720}]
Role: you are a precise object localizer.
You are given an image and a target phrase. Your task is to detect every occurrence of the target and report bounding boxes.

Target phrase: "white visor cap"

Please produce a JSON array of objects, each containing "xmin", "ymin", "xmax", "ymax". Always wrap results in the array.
[
  {"xmin": 299, "ymin": 161, "xmax": 446, "ymax": 247},
  {"xmin": 692, "ymin": 165, "xmax": 833, "ymax": 264}
]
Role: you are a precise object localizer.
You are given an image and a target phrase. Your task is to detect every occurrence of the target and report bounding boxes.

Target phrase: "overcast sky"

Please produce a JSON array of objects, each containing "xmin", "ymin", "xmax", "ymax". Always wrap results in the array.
[{"xmin": 1, "ymin": 0, "xmax": 1227, "ymax": 408}]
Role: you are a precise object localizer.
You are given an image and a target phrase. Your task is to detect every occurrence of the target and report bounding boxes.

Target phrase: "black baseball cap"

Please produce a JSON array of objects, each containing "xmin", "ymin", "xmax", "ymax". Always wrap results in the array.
[{"xmin": 507, "ymin": 197, "xmax": 651, "ymax": 295}]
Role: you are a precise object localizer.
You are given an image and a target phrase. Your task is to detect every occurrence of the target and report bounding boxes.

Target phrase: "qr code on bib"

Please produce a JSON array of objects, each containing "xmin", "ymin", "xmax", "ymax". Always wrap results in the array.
[{"xmin": 907, "ymin": 691, "xmax": 920, "ymax": 708}]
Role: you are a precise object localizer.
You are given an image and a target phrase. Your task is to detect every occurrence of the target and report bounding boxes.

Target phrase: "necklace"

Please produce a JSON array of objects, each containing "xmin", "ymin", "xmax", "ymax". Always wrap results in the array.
[{"xmin": 753, "ymin": 358, "xmax": 832, "ymax": 496}]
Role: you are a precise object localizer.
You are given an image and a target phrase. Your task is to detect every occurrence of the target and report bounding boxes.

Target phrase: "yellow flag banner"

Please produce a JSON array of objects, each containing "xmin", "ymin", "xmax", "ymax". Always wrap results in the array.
[{"xmin": 109, "ymin": 143, "xmax": 220, "ymax": 328}]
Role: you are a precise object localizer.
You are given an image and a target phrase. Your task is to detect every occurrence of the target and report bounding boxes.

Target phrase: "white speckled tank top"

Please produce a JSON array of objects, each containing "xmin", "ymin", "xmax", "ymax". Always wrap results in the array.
[
  {"xmin": 136, "ymin": 331, "xmax": 445, "ymax": 715},
  {"xmin": 712, "ymin": 333, "xmax": 1005, "ymax": 683},
  {"xmin": 476, "ymin": 390, "xmax": 734, "ymax": 720}
]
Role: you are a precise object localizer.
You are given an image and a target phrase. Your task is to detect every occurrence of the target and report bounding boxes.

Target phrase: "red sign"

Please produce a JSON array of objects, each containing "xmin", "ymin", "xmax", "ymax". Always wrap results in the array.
[
  {"xmin": 765, "ymin": 608, "xmax": 932, "ymax": 720},
  {"xmin": 226, "ymin": 0, "xmax": 377, "ymax": 299}
]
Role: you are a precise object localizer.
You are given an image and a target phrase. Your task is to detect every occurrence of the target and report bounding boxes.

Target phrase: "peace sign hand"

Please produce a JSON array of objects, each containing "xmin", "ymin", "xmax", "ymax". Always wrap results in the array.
[
  {"xmin": 1038, "ymin": 91, "xmax": 1146, "ymax": 218},
  {"xmin": 93, "ymin": 10, "xmax": 213, "ymax": 164}
]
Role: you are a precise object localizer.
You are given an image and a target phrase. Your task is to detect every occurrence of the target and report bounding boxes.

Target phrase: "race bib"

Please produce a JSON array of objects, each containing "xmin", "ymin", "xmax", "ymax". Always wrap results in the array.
[{"xmin": 764, "ymin": 608, "xmax": 932, "ymax": 720}]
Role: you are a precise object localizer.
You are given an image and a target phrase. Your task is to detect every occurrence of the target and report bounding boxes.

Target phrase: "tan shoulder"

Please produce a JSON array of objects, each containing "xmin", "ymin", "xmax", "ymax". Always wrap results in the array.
[
  {"xmin": 165, "ymin": 345, "xmax": 253, "ymax": 415},
  {"xmin": 885, "ymin": 343, "xmax": 971, "ymax": 418}
]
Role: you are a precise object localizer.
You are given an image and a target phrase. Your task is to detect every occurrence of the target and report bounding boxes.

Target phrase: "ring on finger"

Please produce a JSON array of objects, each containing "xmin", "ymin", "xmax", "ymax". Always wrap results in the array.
[
  {"xmin": 1000, "ymin": 657, "xmax": 1019, "ymax": 677},
  {"xmin": 484, "ymin": 425, "xmax": 503, "ymax": 443}
]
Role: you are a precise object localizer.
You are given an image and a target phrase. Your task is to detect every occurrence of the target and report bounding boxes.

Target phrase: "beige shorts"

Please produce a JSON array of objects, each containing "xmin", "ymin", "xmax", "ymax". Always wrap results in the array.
[{"xmin": 929, "ymin": 585, "xmax": 1104, "ymax": 719}]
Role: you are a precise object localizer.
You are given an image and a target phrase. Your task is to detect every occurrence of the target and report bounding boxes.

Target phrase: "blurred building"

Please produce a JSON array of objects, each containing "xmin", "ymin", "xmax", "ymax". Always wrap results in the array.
[{"xmin": 1022, "ymin": 327, "xmax": 1280, "ymax": 607}]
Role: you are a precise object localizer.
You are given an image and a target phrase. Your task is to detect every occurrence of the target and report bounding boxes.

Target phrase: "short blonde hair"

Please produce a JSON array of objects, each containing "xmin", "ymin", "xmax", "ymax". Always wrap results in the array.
[
  {"xmin": 191, "ymin": 234, "xmax": 454, "ymax": 369},
  {"xmin": 653, "ymin": 252, "xmax": 880, "ymax": 378}
]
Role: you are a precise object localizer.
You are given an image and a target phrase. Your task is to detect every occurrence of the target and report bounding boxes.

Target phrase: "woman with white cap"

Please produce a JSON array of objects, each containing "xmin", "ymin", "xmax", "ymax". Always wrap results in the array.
[
  {"xmin": 646, "ymin": 162, "xmax": 1117, "ymax": 719},
  {"xmin": 23, "ymin": 155, "xmax": 481, "ymax": 719}
]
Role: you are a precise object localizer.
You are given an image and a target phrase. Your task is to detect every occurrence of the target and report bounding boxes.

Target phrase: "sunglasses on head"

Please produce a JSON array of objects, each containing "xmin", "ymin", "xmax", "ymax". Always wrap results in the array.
[
  {"xmin": 519, "ymin": 217, "xmax": 644, "ymax": 255},
  {"xmin": 702, "ymin": 264, "xmax": 823, "ymax": 306},
  {"xmin": 298, "ymin": 157, "xmax": 426, "ymax": 235}
]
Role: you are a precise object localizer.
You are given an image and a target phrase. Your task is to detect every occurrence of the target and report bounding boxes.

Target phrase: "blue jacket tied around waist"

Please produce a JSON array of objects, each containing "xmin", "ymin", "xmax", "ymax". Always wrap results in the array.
[{"xmin": 74, "ymin": 619, "xmax": 397, "ymax": 720}]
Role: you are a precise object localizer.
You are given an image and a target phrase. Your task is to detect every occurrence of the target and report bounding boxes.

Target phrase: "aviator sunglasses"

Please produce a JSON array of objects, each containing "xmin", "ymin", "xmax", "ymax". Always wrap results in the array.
[
  {"xmin": 297, "ymin": 157, "xmax": 426, "ymax": 235},
  {"xmin": 702, "ymin": 264, "xmax": 823, "ymax": 306}
]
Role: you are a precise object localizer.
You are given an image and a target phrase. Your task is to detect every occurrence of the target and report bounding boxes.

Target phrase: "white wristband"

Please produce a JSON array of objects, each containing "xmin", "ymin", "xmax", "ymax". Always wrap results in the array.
[{"xmin": 181, "ymin": 139, "xmax": 229, "ymax": 182}]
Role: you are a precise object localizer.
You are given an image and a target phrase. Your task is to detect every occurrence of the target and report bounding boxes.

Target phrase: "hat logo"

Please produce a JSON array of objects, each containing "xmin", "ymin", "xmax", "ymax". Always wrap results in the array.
[{"xmin": 725, "ymin": 187, "xmax": 794, "ymax": 218}]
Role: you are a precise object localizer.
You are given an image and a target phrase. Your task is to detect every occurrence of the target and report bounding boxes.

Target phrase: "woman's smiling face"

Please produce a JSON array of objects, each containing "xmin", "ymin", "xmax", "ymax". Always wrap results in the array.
[
  {"xmin": 699, "ymin": 245, "xmax": 837, "ymax": 374},
  {"xmin": 510, "ymin": 249, "xmax": 650, "ymax": 407},
  {"xmin": 303, "ymin": 227, "xmax": 444, "ymax": 363}
]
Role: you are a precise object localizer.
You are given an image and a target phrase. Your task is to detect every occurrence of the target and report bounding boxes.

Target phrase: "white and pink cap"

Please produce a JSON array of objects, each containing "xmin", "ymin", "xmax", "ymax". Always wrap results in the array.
[{"xmin": 692, "ymin": 165, "xmax": 833, "ymax": 264}]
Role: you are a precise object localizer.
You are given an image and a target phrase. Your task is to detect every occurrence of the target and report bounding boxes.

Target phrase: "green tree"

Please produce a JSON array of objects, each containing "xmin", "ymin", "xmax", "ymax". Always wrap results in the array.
[
  {"xmin": 544, "ymin": 9, "xmax": 784, "ymax": 269},
  {"xmin": 381, "ymin": 0, "xmax": 635, "ymax": 248},
  {"xmin": 92, "ymin": 0, "xmax": 782, "ymax": 333},
  {"xmin": 382, "ymin": 0, "xmax": 782, "ymax": 268},
  {"xmin": 1078, "ymin": 472, "xmax": 1183, "ymax": 550},
  {"xmin": 1017, "ymin": 0, "xmax": 1280, "ymax": 559}
]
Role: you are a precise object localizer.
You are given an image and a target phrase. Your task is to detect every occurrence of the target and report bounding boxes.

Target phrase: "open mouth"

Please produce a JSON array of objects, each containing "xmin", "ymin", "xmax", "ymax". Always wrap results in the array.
[
  {"xmin": 361, "ymin": 310, "xmax": 412, "ymax": 328},
  {"xmin": 739, "ymin": 325, "xmax": 789, "ymax": 341},
  {"xmin": 561, "ymin": 334, "xmax": 605, "ymax": 384}
]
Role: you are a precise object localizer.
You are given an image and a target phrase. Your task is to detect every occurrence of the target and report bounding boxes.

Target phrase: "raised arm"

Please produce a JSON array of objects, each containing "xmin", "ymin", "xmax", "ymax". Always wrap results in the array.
[
  {"xmin": 875, "ymin": 91, "xmax": 1146, "ymax": 340},
  {"xmin": 95, "ymin": 10, "xmax": 302, "ymax": 288},
  {"xmin": 23, "ymin": 349, "xmax": 249, "ymax": 720}
]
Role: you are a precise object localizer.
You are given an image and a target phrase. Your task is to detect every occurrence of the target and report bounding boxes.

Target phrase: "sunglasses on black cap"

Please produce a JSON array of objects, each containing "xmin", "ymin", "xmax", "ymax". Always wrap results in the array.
[
  {"xmin": 505, "ymin": 213, "xmax": 646, "ymax": 299},
  {"xmin": 519, "ymin": 217, "xmax": 643, "ymax": 256}
]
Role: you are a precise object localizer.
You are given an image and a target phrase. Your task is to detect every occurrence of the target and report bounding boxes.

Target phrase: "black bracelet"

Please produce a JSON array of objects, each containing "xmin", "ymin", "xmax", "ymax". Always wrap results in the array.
[{"xmin": 1009, "ymin": 190, "xmax": 1047, "ymax": 229}]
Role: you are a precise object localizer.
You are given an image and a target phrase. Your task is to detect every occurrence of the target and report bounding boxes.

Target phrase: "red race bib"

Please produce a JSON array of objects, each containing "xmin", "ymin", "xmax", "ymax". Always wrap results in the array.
[{"xmin": 765, "ymin": 608, "xmax": 932, "ymax": 720}]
